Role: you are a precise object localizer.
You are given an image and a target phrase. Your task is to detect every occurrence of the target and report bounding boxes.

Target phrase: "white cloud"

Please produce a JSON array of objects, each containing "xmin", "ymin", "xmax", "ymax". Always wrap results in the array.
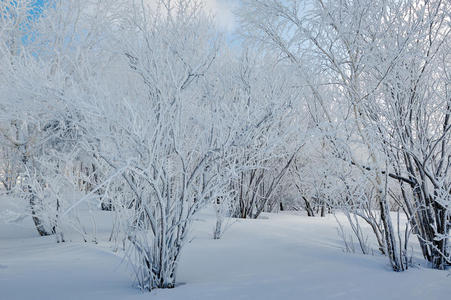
[
  {"xmin": 142, "ymin": 0, "xmax": 237, "ymax": 32},
  {"xmin": 204, "ymin": 0, "xmax": 236, "ymax": 32}
]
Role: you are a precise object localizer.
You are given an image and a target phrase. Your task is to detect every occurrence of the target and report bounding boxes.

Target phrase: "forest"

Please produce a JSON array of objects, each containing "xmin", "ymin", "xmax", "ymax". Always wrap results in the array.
[{"xmin": 0, "ymin": 0, "xmax": 449, "ymax": 298}]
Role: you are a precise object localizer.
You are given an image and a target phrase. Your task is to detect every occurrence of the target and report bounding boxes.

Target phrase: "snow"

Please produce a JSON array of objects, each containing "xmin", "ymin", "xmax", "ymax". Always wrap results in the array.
[{"xmin": 1, "ymin": 206, "xmax": 450, "ymax": 300}]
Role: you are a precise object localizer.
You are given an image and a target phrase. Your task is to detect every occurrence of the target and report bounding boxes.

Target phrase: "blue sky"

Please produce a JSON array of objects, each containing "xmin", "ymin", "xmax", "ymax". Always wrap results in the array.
[
  {"xmin": 30, "ymin": 0, "xmax": 46, "ymax": 17},
  {"xmin": 16, "ymin": 0, "xmax": 47, "ymax": 45},
  {"xmin": 34, "ymin": 0, "xmax": 45, "ymax": 6}
]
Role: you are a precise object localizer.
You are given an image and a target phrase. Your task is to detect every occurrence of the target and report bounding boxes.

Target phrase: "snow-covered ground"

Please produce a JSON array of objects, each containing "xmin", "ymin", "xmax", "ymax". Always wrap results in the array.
[{"xmin": 1, "ymin": 206, "xmax": 450, "ymax": 300}]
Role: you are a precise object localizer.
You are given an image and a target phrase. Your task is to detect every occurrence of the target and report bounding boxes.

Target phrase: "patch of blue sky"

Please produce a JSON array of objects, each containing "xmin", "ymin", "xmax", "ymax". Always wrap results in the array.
[
  {"xmin": 30, "ymin": 0, "xmax": 46, "ymax": 17},
  {"xmin": 21, "ymin": 0, "xmax": 49, "ymax": 45}
]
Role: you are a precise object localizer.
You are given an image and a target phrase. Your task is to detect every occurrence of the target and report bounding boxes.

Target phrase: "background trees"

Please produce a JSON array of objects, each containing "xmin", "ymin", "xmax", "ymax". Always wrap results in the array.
[{"xmin": 0, "ymin": 0, "xmax": 449, "ymax": 292}]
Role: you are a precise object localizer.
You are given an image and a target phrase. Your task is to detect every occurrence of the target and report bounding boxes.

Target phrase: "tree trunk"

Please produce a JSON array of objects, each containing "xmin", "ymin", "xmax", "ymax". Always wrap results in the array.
[{"xmin": 302, "ymin": 196, "xmax": 315, "ymax": 217}]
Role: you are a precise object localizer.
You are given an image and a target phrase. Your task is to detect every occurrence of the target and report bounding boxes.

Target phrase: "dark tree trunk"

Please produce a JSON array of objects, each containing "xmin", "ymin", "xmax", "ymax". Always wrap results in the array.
[
  {"xmin": 302, "ymin": 196, "xmax": 315, "ymax": 217},
  {"xmin": 29, "ymin": 193, "xmax": 53, "ymax": 236}
]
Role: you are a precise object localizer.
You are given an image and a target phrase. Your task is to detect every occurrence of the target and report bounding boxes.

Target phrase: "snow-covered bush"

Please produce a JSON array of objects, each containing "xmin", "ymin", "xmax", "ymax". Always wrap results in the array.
[{"xmin": 67, "ymin": 0, "xmax": 235, "ymax": 289}]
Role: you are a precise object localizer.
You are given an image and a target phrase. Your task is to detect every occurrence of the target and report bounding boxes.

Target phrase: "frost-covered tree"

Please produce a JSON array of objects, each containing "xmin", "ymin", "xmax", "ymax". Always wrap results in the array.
[
  {"xmin": 68, "ymin": 0, "xmax": 236, "ymax": 289},
  {"xmin": 0, "ymin": 0, "xmax": 116, "ymax": 239},
  {"xmin": 222, "ymin": 52, "xmax": 302, "ymax": 219},
  {"xmin": 238, "ymin": 0, "xmax": 450, "ymax": 270}
]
